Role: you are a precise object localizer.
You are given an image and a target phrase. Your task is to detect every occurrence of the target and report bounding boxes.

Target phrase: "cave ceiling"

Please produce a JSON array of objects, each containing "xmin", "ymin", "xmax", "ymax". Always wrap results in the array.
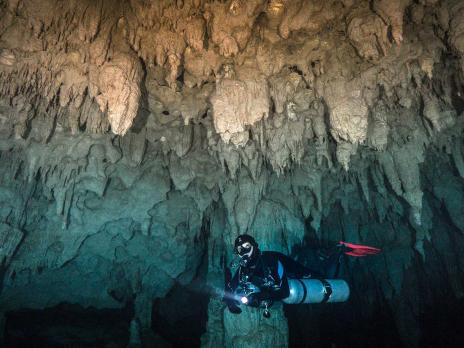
[{"xmin": 1, "ymin": 0, "xmax": 464, "ymax": 346}]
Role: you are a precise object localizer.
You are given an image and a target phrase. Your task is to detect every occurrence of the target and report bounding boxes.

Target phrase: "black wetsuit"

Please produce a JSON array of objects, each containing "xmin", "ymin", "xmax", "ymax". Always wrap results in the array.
[{"xmin": 224, "ymin": 251, "xmax": 339, "ymax": 313}]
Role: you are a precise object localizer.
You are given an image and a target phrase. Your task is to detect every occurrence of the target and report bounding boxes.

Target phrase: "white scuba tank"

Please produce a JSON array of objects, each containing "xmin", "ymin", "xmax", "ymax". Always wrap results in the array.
[{"xmin": 282, "ymin": 278, "xmax": 350, "ymax": 304}]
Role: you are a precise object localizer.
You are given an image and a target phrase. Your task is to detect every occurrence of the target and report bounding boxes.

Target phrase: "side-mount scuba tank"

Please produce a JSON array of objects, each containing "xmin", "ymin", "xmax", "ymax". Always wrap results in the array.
[{"xmin": 282, "ymin": 278, "xmax": 350, "ymax": 304}]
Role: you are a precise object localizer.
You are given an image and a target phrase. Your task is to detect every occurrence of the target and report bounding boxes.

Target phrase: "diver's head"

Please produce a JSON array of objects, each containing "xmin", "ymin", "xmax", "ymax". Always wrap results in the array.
[{"xmin": 234, "ymin": 234, "xmax": 259, "ymax": 267}]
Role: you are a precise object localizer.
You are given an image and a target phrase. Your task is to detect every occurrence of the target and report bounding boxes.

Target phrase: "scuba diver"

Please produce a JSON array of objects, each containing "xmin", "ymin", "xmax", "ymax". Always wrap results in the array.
[{"xmin": 222, "ymin": 234, "xmax": 380, "ymax": 317}]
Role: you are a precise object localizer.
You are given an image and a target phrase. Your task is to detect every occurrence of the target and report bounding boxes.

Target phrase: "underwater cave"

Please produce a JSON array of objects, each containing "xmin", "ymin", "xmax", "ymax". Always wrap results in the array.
[{"xmin": 1, "ymin": 0, "xmax": 464, "ymax": 347}]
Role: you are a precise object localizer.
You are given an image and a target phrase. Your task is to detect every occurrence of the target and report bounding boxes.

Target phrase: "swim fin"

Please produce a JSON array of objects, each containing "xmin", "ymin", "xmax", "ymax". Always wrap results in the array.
[{"xmin": 338, "ymin": 241, "xmax": 381, "ymax": 257}]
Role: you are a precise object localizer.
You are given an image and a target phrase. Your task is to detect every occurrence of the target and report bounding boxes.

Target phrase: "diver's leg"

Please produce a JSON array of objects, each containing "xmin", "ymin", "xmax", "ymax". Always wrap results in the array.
[
  {"xmin": 322, "ymin": 246, "xmax": 345, "ymax": 278},
  {"xmin": 279, "ymin": 254, "xmax": 323, "ymax": 278}
]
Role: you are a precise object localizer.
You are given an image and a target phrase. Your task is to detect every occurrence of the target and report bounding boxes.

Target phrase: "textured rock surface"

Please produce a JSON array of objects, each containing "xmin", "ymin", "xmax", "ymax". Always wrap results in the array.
[{"xmin": 1, "ymin": 0, "xmax": 464, "ymax": 347}]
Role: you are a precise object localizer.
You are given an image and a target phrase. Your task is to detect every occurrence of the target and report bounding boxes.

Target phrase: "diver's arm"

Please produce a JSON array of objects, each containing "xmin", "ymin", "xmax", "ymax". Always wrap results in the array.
[
  {"xmin": 250, "ymin": 279, "xmax": 289, "ymax": 305},
  {"xmin": 269, "ymin": 274, "xmax": 290, "ymax": 299},
  {"xmin": 223, "ymin": 266, "xmax": 242, "ymax": 314},
  {"xmin": 251, "ymin": 260, "xmax": 290, "ymax": 304}
]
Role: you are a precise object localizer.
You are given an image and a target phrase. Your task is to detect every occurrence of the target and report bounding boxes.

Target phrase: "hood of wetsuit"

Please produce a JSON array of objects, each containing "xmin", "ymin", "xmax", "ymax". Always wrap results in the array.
[{"xmin": 234, "ymin": 234, "xmax": 260, "ymax": 267}]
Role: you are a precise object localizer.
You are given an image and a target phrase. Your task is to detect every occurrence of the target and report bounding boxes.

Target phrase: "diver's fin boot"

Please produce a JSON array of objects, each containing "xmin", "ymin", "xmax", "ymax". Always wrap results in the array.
[{"xmin": 338, "ymin": 241, "xmax": 381, "ymax": 257}]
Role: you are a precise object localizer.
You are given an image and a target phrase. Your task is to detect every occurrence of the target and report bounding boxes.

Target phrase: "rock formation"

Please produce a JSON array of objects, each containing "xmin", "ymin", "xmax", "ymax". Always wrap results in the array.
[{"xmin": 0, "ymin": 0, "xmax": 464, "ymax": 347}]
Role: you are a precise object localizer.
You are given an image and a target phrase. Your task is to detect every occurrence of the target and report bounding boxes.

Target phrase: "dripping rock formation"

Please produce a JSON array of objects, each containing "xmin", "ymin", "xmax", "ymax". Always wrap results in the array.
[{"xmin": 0, "ymin": 0, "xmax": 464, "ymax": 347}]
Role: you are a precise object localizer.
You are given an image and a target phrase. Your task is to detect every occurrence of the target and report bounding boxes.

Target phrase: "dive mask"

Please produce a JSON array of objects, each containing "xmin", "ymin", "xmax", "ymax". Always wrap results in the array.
[{"xmin": 236, "ymin": 242, "xmax": 253, "ymax": 256}]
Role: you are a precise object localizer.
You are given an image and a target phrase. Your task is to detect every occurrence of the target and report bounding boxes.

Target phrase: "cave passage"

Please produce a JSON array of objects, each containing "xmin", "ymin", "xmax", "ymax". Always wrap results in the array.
[
  {"xmin": 4, "ymin": 304, "xmax": 132, "ymax": 348},
  {"xmin": 152, "ymin": 282, "xmax": 210, "ymax": 348}
]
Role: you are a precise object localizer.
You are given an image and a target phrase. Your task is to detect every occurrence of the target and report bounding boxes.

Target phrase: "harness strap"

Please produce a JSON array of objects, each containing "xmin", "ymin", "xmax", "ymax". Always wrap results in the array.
[
  {"xmin": 297, "ymin": 279, "xmax": 307, "ymax": 304},
  {"xmin": 320, "ymin": 279, "xmax": 333, "ymax": 303}
]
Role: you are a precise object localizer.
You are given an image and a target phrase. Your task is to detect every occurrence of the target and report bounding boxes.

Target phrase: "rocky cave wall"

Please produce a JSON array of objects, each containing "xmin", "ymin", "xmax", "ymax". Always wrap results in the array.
[{"xmin": 0, "ymin": 0, "xmax": 464, "ymax": 347}]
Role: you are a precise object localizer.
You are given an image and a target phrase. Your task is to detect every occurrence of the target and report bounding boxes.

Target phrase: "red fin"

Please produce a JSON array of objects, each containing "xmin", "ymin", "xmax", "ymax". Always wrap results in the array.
[{"xmin": 339, "ymin": 241, "xmax": 381, "ymax": 257}]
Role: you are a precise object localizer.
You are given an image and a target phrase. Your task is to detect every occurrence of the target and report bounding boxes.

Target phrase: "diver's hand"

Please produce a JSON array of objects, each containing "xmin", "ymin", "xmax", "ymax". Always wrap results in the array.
[
  {"xmin": 222, "ymin": 293, "xmax": 242, "ymax": 314},
  {"xmin": 227, "ymin": 303, "xmax": 242, "ymax": 314}
]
